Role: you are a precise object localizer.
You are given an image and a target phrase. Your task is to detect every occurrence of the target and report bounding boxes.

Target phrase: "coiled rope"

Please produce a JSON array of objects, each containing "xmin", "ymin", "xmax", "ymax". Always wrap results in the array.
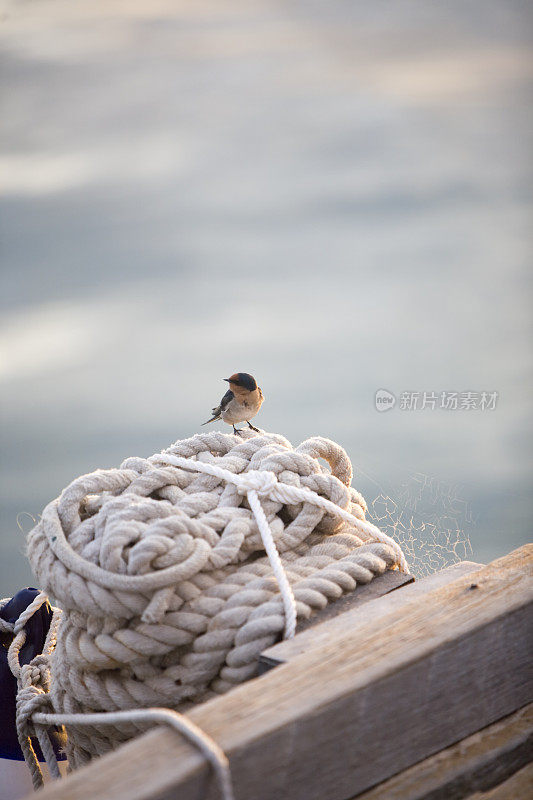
[
  {"xmin": 3, "ymin": 596, "xmax": 234, "ymax": 798},
  {"xmin": 19, "ymin": 429, "xmax": 407, "ymax": 795},
  {"xmin": 0, "ymin": 592, "xmax": 63, "ymax": 788},
  {"xmin": 150, "ymin": 452, "xmax": 408, "ymax": 637}
]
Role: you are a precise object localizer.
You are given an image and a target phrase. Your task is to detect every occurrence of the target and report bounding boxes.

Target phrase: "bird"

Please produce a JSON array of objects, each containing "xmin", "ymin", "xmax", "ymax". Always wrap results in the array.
[{"xmin": 202, "ymin": 372, "xmax": 264, "ymax": 435}]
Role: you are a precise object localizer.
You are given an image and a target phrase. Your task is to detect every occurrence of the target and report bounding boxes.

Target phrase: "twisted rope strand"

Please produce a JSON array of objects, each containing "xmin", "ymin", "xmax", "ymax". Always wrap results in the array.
[
  {"xmin": 246, "ymin": 488, "xmax": 297, "ymax": 638},
  {"xmin": 6, "ymin": 596, "xmax": 234, "ymax": 799},
  {"xmin": 1, "ymin": 593, "xmax": 64, "ymax": 789},
  {"xmin": 151, "ymin": 454, "xmax": 409, "ymax": 575},
  {"xmin": 32, "ymin": 710, "xmax": 234, "ymax": 800},
  {"xmin": 22, "ymin": 430, "xmax": 408, "ymax": 777}
]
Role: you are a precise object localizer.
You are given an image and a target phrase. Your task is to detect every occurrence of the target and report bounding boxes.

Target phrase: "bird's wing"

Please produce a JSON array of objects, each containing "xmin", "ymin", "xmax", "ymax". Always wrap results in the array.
[
  {"xmin": 202, "ymin": 389, "xmax": 234, "ymax": 425},
  {"xmin": 217, "ymin": 389, "xmax": 234, "ymax": 413}
]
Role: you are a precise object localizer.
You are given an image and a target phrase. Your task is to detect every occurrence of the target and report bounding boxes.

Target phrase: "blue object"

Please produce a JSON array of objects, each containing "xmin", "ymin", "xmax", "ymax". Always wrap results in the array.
[{"xmin": 0, "ymin": 588, "xmax": 66, "ymax": 762}]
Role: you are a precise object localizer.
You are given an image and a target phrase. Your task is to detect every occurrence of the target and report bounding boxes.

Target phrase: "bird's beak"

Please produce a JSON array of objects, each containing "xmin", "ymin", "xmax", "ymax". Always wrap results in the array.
[{"xmin": 223, "ymin": 378, "xmax": 230, "ymax": 382}]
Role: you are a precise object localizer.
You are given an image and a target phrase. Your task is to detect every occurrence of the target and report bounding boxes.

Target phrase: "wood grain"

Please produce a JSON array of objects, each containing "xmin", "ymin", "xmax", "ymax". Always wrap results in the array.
[
  {"xmin": 355, "ymin": 704, "xmax": 533, "ymax": 800},
  {"xmin": 467, "ymin": 762, "xmax": 533, "ymax": 799},
  {"xmin": 28, "ymin": 545, "xmax": 533, "ymax": 800}
]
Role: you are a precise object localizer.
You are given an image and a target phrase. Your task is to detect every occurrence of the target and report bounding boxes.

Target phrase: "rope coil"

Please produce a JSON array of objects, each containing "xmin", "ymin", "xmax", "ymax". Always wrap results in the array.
[
  {"xmin": 21, "ymin": 428, "xmax": 407, "ymax": 790},
  {"xmin": 3, "ymin": 595, "xmax": 235, "ymax": 799}
]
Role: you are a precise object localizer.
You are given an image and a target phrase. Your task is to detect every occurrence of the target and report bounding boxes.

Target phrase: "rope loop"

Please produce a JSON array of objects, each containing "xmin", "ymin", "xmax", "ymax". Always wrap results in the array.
[{"xmin": 23, "ymin": 429, "xmax": 408, "ymax": 783}]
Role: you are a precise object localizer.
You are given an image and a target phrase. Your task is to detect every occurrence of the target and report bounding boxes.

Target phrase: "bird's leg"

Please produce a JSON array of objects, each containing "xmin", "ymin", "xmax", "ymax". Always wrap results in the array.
[
  {"xmin": 233, "ymin": 425, "xmax": 243, "ymax": 436},
  {"xmin": 247, "ymin": 422, "xmax": 260, "ymax": 432}
]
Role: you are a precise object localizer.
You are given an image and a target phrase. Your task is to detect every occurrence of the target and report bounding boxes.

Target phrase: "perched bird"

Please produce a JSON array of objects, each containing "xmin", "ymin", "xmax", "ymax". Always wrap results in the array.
[{"xmin": 202, "ymin": 372, "xmax": 264, "ymax": 435}]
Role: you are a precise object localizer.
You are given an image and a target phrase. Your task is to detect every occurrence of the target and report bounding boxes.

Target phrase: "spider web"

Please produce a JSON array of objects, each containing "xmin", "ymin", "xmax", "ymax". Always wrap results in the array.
[{"xmin": 366, "ymin": 471, "xmax": 474, "ymax": 577}]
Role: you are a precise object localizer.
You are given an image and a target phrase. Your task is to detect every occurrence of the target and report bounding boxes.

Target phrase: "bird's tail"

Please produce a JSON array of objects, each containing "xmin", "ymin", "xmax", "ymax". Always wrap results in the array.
[{"xmin": 201, "ymin": 415, "xmax": 220, "ymax": 426}]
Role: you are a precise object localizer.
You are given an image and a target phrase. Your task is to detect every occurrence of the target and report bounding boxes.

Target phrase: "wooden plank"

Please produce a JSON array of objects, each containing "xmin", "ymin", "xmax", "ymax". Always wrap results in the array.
[
  {"xmin": 467, "ymin": 762, "xmax": 533, "ymax": 799},
  {"xmin": 354, "ymin": 703, "xmax": 533, "ymax": 800},
  {"xmin": 28, "ymin": 545, "xmax": 533, "ymax": 800},
  {"xmin": 260, "ymin": 560, "xmax": 484, "ymax": 670}
]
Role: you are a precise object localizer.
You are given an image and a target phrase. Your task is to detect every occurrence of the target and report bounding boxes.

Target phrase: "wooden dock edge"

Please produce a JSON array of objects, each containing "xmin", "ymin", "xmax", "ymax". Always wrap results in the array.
[
  {"xmin": 29, "ymin": 545, "xmax": 533, "ymax": 800},
  {"xmin": 354, "ymin": 703, "xmax": 533, "ymax": 800},
  {"xmin": 468, "ymin": 762, "xmax": 533, "ymax": 799}
]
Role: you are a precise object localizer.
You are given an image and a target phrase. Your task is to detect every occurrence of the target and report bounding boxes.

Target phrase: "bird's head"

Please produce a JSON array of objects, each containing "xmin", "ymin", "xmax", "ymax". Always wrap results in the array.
[{"xmin": 224, "ymin": 372, "xmax": 258, "ymax": 392}]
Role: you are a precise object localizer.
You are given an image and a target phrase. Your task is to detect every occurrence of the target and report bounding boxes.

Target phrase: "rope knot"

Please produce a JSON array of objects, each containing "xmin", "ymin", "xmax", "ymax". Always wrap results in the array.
[
  {"xmin": 20, "ymin": 658, "xmax": 51, "ymax": 691},
  {"xmin": 236, "ymin": 470, "xmax": 278, "ymax": 498},
  {"xmin": 16, "ymin": 683, "xmax": 52, "ymax": 722},
  {"xmin": 23, "ymin": 429, "xmax": 408, "ymax": 781}
]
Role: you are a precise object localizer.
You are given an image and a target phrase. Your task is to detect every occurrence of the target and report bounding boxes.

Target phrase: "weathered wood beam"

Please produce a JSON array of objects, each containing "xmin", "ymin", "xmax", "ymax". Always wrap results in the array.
[
  {"xmin": 354, "ymin": 703, "xmax": 532, "ymax": 800},
  {"xmin": 30, "ymin": 545, "xmax": 532, "ymax": 800},
  {"xmin": 260, "ymin": 559, "xmax": 483, "ymax": 671},
  {"xmin": 468, "ymin": 762, "xmax": 533, "ymax": 799}
]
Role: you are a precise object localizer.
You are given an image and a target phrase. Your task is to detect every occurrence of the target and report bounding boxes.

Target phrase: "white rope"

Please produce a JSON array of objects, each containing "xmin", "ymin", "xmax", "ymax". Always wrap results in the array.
[
  {"xmin": 149, "ymin": 454, "xmax": 409, "ymax": 639},
  {"xmin": 5, "ymin": 592, "xmax": 51, "ymax": 680},
  {"xmin": 246, "ymin": 488, "xmax": 297, "ymax": 639},
  {"xmin": 5, "ymin": 595, "xmax": 234, "ymax": 799},
  {"xmin": 1, "ymin": 592, "xmax": 64, "ymax": 789},
  {"xmin": 23, "ymin": 430, "xmax": 409, "ymax": 781},
  {"xmin": 32, "ymin": 709, "xmax": 234, "ymax": 800}
]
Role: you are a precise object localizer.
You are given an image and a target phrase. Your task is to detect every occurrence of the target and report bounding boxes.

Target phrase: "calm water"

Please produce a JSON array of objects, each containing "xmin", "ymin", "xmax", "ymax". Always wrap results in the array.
[{"xmin": 1, "ymin": 0, "xmax": 532, "ymax": 593}]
